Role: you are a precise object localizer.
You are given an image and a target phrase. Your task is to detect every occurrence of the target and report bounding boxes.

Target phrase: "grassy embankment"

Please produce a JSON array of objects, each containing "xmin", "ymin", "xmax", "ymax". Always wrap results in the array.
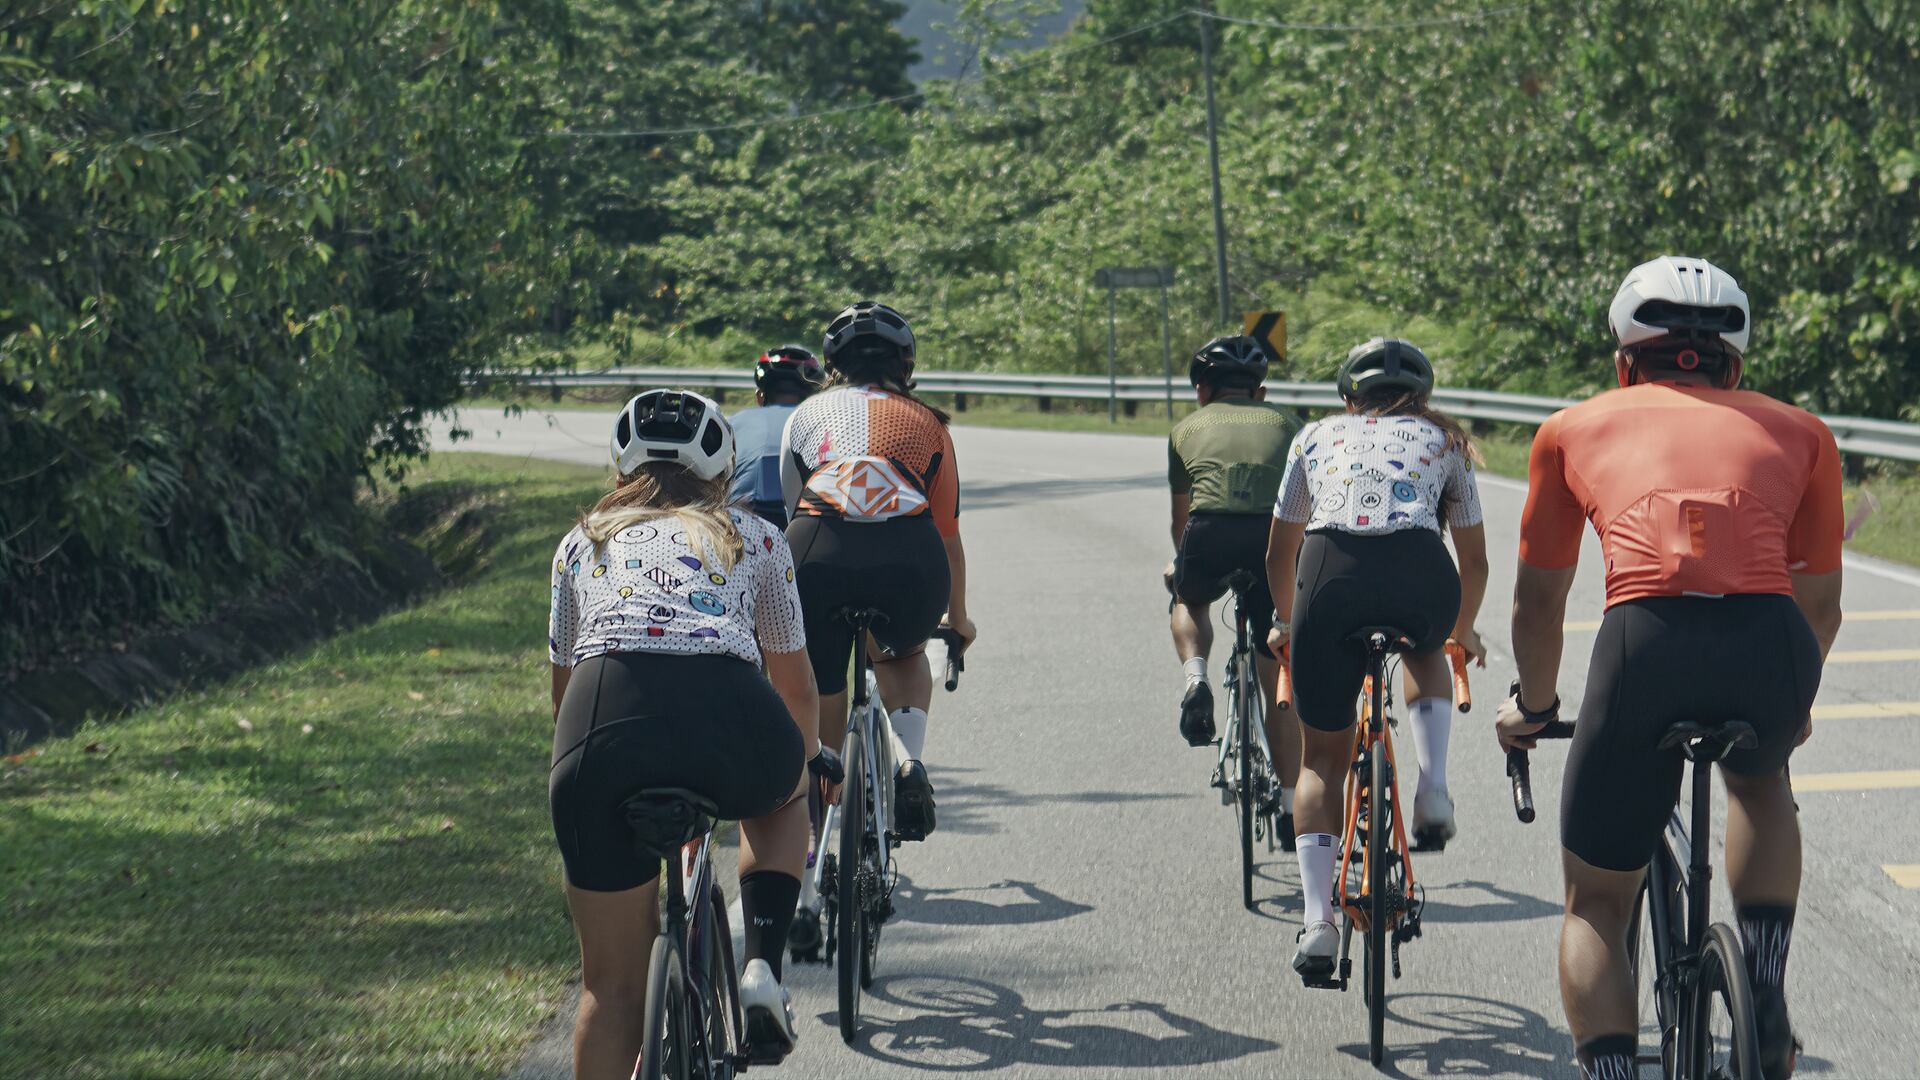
[{"xmin": 0, "ymin": 453, "xmax": 604, "ymax": 1080}]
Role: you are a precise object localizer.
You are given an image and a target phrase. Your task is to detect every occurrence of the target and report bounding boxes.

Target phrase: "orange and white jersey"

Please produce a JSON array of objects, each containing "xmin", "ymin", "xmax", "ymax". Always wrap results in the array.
[{"xmin": 780, "ymin": 386, "xmax": 960, "ymax": 536}]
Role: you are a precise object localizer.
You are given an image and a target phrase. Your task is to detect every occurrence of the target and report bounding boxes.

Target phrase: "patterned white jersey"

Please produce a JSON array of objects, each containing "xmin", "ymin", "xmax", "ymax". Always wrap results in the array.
[
  {"xmin": 780, "ymin": 386, "xmax": 960, "ymax": 536},
  {"xmin": 1274, "ymin": 413, "xmax": 1484, "ymax": 536},
  {"xmin": 548, "ymin": 508, "xmax": 806, "ymax": 667}
]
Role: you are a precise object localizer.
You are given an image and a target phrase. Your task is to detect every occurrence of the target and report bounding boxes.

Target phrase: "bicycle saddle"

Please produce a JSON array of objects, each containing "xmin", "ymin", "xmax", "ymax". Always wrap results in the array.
[
  {"xmin": 832, "ymin": 606, "xmax": 890, "ymax": 630},
  {"xmin": 1224, "ymin": 569, "xmax": 1259, "ymax": 596},
  {"xmin": 1347, "ymin": 626, "xmax": 1418, "ymax": 654},
  {"xmin": 621, "ymin": 788, "xmax": 720, "ymax": 857},
  {"xmin": 1657, "ymin": 720, "xmax": 1759, "ymax": 762}
]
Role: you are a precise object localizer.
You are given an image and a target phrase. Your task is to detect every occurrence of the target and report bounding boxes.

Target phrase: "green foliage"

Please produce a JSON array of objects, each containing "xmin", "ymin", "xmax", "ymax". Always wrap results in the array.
[{"xmin": 0, "ymin": 1, "xmax": 570, "ymax": 669}]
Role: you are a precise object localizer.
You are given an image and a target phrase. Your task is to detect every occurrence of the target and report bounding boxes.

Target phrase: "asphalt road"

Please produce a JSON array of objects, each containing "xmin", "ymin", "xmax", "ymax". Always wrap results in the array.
[{"xmin": 439, "ymin": 407, "xmax": 1920, "ymax": 1079}]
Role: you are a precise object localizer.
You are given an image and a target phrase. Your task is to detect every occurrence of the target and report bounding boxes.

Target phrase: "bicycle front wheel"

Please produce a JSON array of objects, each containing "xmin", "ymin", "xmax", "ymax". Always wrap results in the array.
[
  {"xmin": 640, "ymin": 934, "xmax": 693, "ymax": 1080},
  {"xmin": 1365, "ymin": 689, "xmax": 1389, "ymax": 1064},
  {"xmin": 1237, "ymin": 661, "xmax": 1256, "ymax": 910},
  {"xmin": 836, "ymin": 722, "xmax": 869, "ymax": 1044},
  {"xmin": 1690, "ymin": 923, "xmax": 1762, "ymax": 1080}
]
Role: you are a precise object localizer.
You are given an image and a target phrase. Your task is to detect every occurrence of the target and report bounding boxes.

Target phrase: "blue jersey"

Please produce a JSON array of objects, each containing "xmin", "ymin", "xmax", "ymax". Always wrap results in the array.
[{"xmin": 729, "ymin": 404, "xmax": 797, "ymax": 509}]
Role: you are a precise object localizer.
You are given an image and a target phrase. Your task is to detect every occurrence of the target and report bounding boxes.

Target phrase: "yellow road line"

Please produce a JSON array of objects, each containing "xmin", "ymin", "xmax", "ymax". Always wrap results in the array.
[
  {"xmin": 1794, "ymin": 769, "xmax": 1920, "ymax": 792},
  {"xmin": 1565, "ymin": 610, "xmax": 1920, "ymax": 632},
  {"xmin": 1812, "ymin": 702, "xmax": 1920, "ymax": 719},
  {"xmin": 1886, "ymin": 865, "xmax": 1920, "ymax": 889},
  {"xmin": 1827, "ymin": 648, "xmax": 1920, "ymax": 664}
]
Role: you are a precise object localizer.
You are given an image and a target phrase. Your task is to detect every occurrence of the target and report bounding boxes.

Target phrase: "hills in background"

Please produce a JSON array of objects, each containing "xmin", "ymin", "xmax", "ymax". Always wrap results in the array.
[{"xmin": 896, "ymin": 0, "xmax": 1085, "ymax": 80}]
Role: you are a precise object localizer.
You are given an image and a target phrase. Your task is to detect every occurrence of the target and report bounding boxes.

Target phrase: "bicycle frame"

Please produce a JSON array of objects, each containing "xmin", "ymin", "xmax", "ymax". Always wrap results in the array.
[
  {"xmin": 660, "ymin": 825, "xmax": 741, "ymax": 1076},
  {"xmin": 1213, "ymin": 594, "xmax": 1277, "ymax": 797},
  {"xmin": 1639, "ymin": 751, "xmax": 1719, "ymax": 1075},
  {"xmin": 803, "ymin": 616, "xmax": 898, "ymax": 960},
  {"xmin": 1336, "ymin": 654, "xmax": 1418, "ymax": 936}
]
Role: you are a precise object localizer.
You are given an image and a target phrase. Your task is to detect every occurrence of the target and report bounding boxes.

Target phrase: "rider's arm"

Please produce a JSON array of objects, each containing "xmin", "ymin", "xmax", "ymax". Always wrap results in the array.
[
  {"xmin": 1786, "ymin": 422, "xmax": 1846, "ymax": 658},
  {"xmin": 944, "ymin": 534, "xmax": 970, "ymax": 626},
  {"xmin": 1266, "ymin": 516, "xmax": 1306, "ymax": 627},
  {"xmin": 778, "ymin": 408, "xmax": 803, "ymax": 515},
  {"xmin": 1512, "ymin": 415, "xmax": 1585, "ymax": 712},
  {"xmin": 763, "ymin": 647, "xmax": 821, "ymax": 758},
  {"xmin": 929, "ymin": 425, "xmax": 974, "ymax": 637},
  {"xmin": 548, "ymin": 533, "xmax": 580, "ymax": 721},
  {"xmin": 551, "ymin": 664, "xmax": 571, "ymax": 722},
  {"xmin": 1449, "ymin": 522, "xmax": 1490, "ymax": 642},
  {"xmin": 1167, "ymin": 437, "xmax": 1192, "ymax": 550}
]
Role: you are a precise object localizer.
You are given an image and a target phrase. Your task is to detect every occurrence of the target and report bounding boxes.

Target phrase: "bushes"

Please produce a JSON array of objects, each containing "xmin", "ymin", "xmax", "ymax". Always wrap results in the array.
[{"xmin": 0, "ymin": 1, "xmax": 568, "ymax": 669}]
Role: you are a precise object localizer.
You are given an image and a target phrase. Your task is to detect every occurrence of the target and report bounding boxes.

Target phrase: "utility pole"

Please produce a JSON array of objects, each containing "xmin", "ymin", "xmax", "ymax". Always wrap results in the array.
[{"xmin": 1199, "ymin": 10, "xmax": 1231, "ymax": 328}]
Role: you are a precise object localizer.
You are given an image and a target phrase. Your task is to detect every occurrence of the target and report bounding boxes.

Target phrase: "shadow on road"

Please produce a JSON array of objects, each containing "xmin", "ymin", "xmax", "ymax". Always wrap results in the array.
[
  {"xmin": 894, "ymin": 875, "xmax": 1093, "ymax": 928},
  {"xmin": 824, "ymin": 973, "xmax": 1279, "ymax": 1072},
  {"xmin": 1419, "ymin": 879, "xmax": 1563, "ymax": 925},
  {"xmin": 1337, "ymin": 992, "xmax": 1567, "ymax": 1077},
  {"xmin": 964, "ymin": 473, "xmax": 1163, "ymax": 512},
  {"xmin": 931, "ymin": 776, "xmax": 1182, "ymax": 837}
]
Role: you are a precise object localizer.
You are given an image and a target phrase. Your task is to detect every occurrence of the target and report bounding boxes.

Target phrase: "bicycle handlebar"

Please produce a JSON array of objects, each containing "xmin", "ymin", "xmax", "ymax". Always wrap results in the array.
[
  {"xmin": 1445, "ymin": 640, "xmax": 1472, "ymax": 713},
  {"xmin": 1506, "ymin": 718, "xmax": 1576, "ymax": 823},
  {"xmin": 933, "ymin": 627, "xmax": 967, "ymax": 691}
]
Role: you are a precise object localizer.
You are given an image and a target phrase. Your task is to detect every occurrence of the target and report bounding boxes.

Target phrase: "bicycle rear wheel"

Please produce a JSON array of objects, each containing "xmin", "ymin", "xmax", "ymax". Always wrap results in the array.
[
  {"xmin": 1364, "ymin": 678, "xmax": 1389, "ymax": 1065},
  {"xmin": 1691, "ymin": 923, "xmax": 1763, "ymax": 1080},
  {"xmin": 640, "ymin": 935, "xmax": 693, "ymax": 1080},
  {"xmin": 704, "ymin": 884, "xmax": 741, "ymax": 1075},
  {"xmin": 836, "ymin": 722, "xmax": 869, "ymax": 1044},
  {"xmin": 1237, "ymin": 658, "xmax": 1256, "ymax": 910}
]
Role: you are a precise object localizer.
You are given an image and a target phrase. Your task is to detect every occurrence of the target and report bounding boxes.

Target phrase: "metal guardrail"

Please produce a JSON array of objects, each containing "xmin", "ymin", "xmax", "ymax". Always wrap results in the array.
[{"xmin": 482, "ymin": 367, "xmax": 1920, "ymax": 462}]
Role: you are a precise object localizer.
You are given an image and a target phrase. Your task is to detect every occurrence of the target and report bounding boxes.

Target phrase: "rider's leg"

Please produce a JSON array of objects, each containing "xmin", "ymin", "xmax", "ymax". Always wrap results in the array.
[
  {"xmin": 1173, "ymin": 598, "xmax": 1217, "ymax": 744},
  {"xmin": 873, "ymin": 645, "xmax": 933, "ymax": 714},
  {"xmin": 1294, "ymin": 721, "xmax": 1353, "ymax": 918},
  {"xmin": 1724, "ymin": 767, "xmax": 1801, "ymax": 1076},
  {"xmin": 565, "ymin": 879, "xmax": 660, "ymax": 1080},
  {"xmin": 1559, "ymin": 850, "xmax": 1645, "ymax": 1076},
  {"xmin": 739, "ymin": 789, "xmax": 810, "ymax": 980},
  {"xmin": 1401, "ymin": 650, "xmax": 1456, "ymax": 838}
]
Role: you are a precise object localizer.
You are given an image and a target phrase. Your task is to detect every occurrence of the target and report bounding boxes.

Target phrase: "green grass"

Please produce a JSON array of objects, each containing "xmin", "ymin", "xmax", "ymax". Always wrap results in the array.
[{"xmin": 0, "ymin": 452, "xmax": 604, "ymax": 1080}]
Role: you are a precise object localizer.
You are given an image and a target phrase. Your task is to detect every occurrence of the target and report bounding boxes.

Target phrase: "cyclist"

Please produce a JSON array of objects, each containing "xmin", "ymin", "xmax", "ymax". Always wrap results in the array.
[
  {"xmin": 781, "ymin": 300, "xmax": 977, "ymax": 843},
  {"xmin": 547, "ymin": 389, "xmax": 838, "ymax": 1075},
  {"xmin": 1165, "ymin": 335, "xmax": 1302, "ymax": 826},
  {"xmin": 1266, "ymin": 338, "xmax": 1490, "ymax": 983},
  {"xmin": 1497, "ymin": 256, "xmax": 1843, "ymax": 1080},
  {"xmin": 731, "ymin": 345, "xmax": 826, "ymax": 527}
]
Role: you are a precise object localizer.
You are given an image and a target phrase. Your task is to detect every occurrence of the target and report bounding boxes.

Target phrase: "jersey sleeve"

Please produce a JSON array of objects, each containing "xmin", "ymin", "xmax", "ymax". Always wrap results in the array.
[
  {"xmin": 1443, "ymin": 452, "xmax": 1486, "ymax": 529},
  {"xmin": 1785, "ymin": 420, "xmax": 1844, "ymax": 574},
  {"xmin": 1516, "ymin": 412, "xmax": 1586, "ymax": 569},
  {"xmin": 779, "ymin": 408, "xmax": 804, "ymax": 515},
  {"xmin": 1167, "ymin": 434, "xmax": 1193, "ymax": 494},
  {"xmin": 929, "ymin": 423, "xmax": 961, "ymax": 538},
  {"xmin": 749, "ymin": 518, "xmax": 808, "ymax": 653},
  {"xmin": 1274, "ymin": 424, "xmax": 1315, "ymax": 523},
  {"xmin": 548, "ymin": 532, "xmax": 581, "ymax": 665}
]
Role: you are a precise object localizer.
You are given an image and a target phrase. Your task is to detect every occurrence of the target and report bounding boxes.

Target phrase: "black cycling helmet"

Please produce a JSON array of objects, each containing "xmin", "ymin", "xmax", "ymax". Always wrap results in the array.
[
  {"xmin": 1188, "ymin": 335, "xmax": 1269, "ymax": 390},
  {"xmin": 821, "ymin": 301, "xmax": 915, "ymax": 376},
  {"xmin": 1338, "ymin": 337, "xmax": 1435, "ymax": 402},
  {"xmin": 754, "ymin": 344, "xmax": 826, "ymax": 396}
]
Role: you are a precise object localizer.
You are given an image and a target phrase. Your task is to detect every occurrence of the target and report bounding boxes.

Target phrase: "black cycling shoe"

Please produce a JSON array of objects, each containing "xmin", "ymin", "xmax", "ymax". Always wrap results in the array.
[
  {"xmin": 1753, "ymin": 990, "xmax": 1800, "ymax": 1080},
  {"xmin": 894, "ymin": 760, "xmax": 937, "ymax": 841},
  {"xmin": 1179, "ymin": 682, "xmax": 1216, "ymax": 747}
]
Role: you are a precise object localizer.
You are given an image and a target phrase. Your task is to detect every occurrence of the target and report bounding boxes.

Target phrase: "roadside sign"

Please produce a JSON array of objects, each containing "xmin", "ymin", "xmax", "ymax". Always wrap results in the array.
[
  {"xmin": 1094, "ymin": 266, "xmax": 1175, "ymax": 290},
  {"xmin": 1242, "ymin": 311, "xmax": 1286, "ymax": 362}
]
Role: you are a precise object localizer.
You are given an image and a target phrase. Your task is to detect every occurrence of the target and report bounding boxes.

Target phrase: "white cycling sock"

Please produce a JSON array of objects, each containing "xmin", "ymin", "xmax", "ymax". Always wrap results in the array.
[
  {"xmin": 1297, "ymin": 832, "xmax": 1337, "ymax": 926},
  {"xmin": 1408, "ymin": 696, "xmax": 1452, "ymax": 797},
  {"xmin": 1182, "ymin": 656, "xmax": 1208, "ymax": 687},
  {"xmin": 891, "ymin": 707, "xmax": 928, "ymax": 763}
]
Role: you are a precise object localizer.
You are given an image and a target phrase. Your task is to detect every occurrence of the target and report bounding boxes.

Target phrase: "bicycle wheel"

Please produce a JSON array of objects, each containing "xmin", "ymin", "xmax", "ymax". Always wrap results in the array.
[
  {"xmin": 1690, "ymin": 923, "xmax": 1763, "ymax": 1080},
  {"xmin": 836, "ymin": 722, "xmax": 868, "ymax": 1044},
  {"xmin": 1237, "ymin": 656, "xmax": 1256, "ymax": 910},
  {"xmin": 640, "ymin": 935, "xmax": 693, "ymax": 1080},
  {"xmin": 1365, "ymin": 677, "xmax": 1389, "ymax": 1065},
  {"xmin": 705, "ymin": 883, "xmax": 741, "ymax": 1076}
]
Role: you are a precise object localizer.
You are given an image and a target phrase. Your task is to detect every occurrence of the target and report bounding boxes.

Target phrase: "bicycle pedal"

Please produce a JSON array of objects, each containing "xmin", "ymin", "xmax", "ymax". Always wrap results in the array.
[{"xmin": 1300, "ymin": 974, "xmax": 1344, "ymax": 992}]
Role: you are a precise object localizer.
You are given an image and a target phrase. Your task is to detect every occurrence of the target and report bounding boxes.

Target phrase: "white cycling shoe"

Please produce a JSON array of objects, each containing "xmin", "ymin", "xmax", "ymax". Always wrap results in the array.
[
  {"xmin": 1412, "ymin": 788, "xmax": 1457, "ymax": 849},
  {"xmin": 1292, "ymin": 919, "xmax": 1340, "ymax": 984},
  {"xmin": 739, "ymin": 958, "xmax": 798, "ymax": 1064}
]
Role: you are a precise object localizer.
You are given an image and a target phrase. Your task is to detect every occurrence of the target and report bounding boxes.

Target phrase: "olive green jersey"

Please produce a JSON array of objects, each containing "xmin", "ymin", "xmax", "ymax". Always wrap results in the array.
[{"xmin": 1168, "ymin": 399, "xmax": 1300, "ymax": 514}]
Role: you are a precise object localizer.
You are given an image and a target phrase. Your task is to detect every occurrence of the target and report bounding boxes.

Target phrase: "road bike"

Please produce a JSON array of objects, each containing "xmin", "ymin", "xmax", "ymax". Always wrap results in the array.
[
  {"xmin": 1511, "ymin": 714, "xmax": 1765, "ymax": 1080},
  {"xmin": 1211, "ymin": 569, "xmax": 1287, "ymax": 910},
  {"xmin": 622, "ymin": 788, "xmax": 757, "ymax": 1079},
  {"xmin": 1300, "ymin": 630, "xmax": 1471, "ymax": 1067},
  {"xmin": 789, "ymin": 612, "xmax": 964, "ymax": 1043}
]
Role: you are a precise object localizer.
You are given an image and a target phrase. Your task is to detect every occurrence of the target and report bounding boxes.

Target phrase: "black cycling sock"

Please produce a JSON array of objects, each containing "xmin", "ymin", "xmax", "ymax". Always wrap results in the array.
[
  {"xmin": 739, "ymin": 869, "xmax": 801, "ymax": 980},
  {"xmin": 1575, "ymin": 1033, "xmax": 1640, "ymax": 1079},
  {"xmin": 1737, "ymin": 903, "xmax": 1794, "ymax": 994}
]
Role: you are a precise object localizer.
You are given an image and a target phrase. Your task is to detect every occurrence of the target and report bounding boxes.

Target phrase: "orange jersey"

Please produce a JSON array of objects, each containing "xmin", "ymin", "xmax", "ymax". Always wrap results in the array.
[
  {"xmin": 1519, "ymin": 382, "xmax": 1843, "ymax": 606},
  {"xmin": 783, "ymin": 386, "xmax": 960, "ymax": 537}
]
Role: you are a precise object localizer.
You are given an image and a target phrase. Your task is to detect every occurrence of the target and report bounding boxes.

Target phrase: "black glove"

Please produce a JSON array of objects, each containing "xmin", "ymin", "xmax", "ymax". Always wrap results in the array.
[{"xmin": 808, "ymin": 745, "xmax": 845, "ymax": 785}]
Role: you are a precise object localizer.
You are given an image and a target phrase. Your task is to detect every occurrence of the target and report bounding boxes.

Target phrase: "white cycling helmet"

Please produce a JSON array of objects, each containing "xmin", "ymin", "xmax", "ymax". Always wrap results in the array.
[
  {"xmin": 1608, "ymin": 256, "xmax": 1751, "ymax": 354},
  {"xmin": 609, "ymin": 389, "xmax": 735, "ymax": 481}
]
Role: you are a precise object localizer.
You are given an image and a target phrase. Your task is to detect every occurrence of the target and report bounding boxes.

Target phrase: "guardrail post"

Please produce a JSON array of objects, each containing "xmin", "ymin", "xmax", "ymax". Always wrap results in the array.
[
  {"xmin": 954, "ymin": 392, "xmax": 968, "ymax": 413},
  {"xmin": 1123, "ymin": 400, "xmax": 1138, "ymax": 419},
  {"xmin": 1038, "ymin": 396, "xmax": 1052, "ymax": 413}
]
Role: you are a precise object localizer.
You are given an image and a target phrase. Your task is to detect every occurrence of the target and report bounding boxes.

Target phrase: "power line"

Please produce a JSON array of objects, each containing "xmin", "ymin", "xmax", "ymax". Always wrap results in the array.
[{"xmin": 537, "ymin": 11, "xmax": 1189, "ymax": 141}]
